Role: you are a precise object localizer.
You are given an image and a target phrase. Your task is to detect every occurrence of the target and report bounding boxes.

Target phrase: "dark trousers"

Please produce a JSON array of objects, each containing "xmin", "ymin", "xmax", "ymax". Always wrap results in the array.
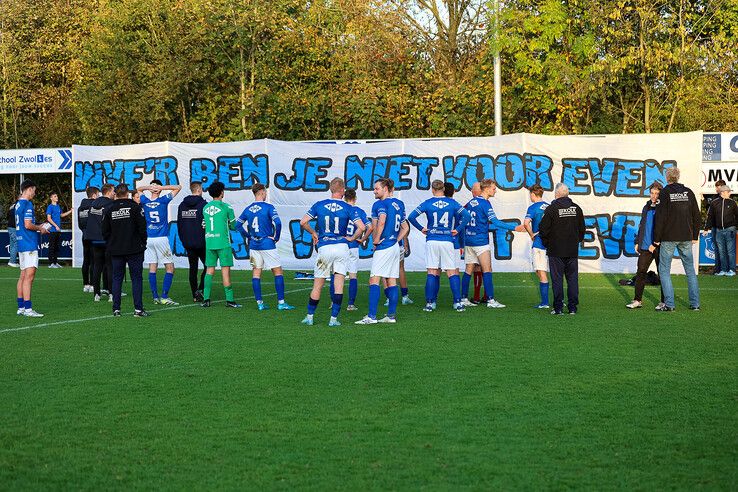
[
  {"xmin": 186, "ymin": 247, "xmax": 207, "ymax": 296},
  {"xmin": 634, "ymin": 247, "xmax": 664, "ymax": 302},
  {"xmin": 48, "ymin": 232, "xmax": 61, "ymax": 263},
  {"xmin": 82, "ymin": 239, "xmax": 93, "ymax": 285},
  {"xmin": 92, "ymin": 244, "xmax": 112, "ymax": 295},
  {"xmin": 112, "ymin": 252, "xmax": 144, "ymax": 312},
  {"xmin": 549, "ymin": 256, "xmax": 579, "ymax": 313}
]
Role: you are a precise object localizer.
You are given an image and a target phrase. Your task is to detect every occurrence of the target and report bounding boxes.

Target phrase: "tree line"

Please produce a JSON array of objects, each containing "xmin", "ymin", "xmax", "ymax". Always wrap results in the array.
[{"xmin": 1, "ymin": 0, "xmax": 736, "ymax": 149}]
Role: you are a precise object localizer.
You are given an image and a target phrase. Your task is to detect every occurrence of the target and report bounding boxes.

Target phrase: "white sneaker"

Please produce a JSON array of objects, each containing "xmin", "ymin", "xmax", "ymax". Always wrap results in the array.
[
  {"xmin": 94, "ymin": 294, "xmax": 101, "ymax": 302},
  {"xmin": 377, "ymin": 316, "xmax": 396, "ymax": 323},
  {"xmin": 159, "ymin": 297, "xmax": 179, "ymax": 306},
  {"xmin": 486, "ymin": 299, "xmax": 506, "ymax": 308},
  {"xmin": 83, "ymin": 285, "xmax": 93, "ymax": 293},
  {"xmin": 17, "ymin": 308, "xmax": 24, "ymax": 315},
  {"xmin": 401, "ymin": 296, "xmax": 414, "ymax": 305},
  {"xmin": 655, "ymin": 302, "xmax": 666, "ymax": 311},
  {"xmin": 8, "ymin": 262, "xmax": 19, "ymax": 268},
  {"xmin": 716, "ymin": 271, "xmax": 726, "ymax": 276},
  {"xmin": 354, "ymin": 316, "xmax": 378, "ymax": 325},
  {"xmin": 346, "ymin": 304, "xmax": 358, "ymax": 311},
  {"xmin": 626, "ymin": 300, "xmax": 642, "ymax": 309},
  {"xmin": 23, "ymin": 309, "xmax": 44, "ymax": 317},
  {"xmin": 726, "ymin": 271, "xmax": 736, "ymax": 277},
  {"xmin": 460, "ymin": 298, "xmax": 476, "ymax": 307},
  {"xmin": 108, "ymin": 294, "xmax": 113, "ymax": 302}
]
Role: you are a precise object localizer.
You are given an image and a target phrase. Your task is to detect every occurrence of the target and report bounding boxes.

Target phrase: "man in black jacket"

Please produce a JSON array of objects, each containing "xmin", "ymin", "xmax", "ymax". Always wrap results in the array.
[
  {"xmin": 705, "ymin": 184, "xmax": 737, "ymax": 276},
  {"xmin": 539, "ymin": 183, "xmax": 586, "ymax": 315},
  {"xmin": 102, "ymin": 184, "xmax": 149, "ymax": 317},
  {"xmin": 87, "ymin": 184, "xmax": 115, "ymax": 300},
  {"xmin": 627, "ymin": 182, "xmax": 665, "ymax": 309},
  {"xmin": 177, "ymin": 181, "xmax": 207, "ymax": 302},
  {"xmin": 78, "ymin": 186, "xmax": 100, "ymax": 293},
  {"xmin": 653, "ymin": 166, "xmax": 701, "ymax": 311}
]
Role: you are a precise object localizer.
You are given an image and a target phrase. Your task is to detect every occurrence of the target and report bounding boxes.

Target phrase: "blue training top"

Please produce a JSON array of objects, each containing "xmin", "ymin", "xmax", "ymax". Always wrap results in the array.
[
  {"xmin": 306, "ymin": 199, "xmax": 360, "ymax": 249},
  {"xmin": 408, "ymin": 196, "xmax": 470, "ymax": 243},
  {"xmin": 238, "ymin": 201, "xmax": 281, "ymax": 251},
  {"xmin": 525, "ymin": 201, "xmax": 549, "ymax": 250}
]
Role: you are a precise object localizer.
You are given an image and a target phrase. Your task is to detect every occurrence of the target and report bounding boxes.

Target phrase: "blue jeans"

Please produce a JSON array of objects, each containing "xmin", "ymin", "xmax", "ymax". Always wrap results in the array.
[
  {"xmin": 659, "ymin": 241, "xmax": 700, "ymax": 309},
  {"xmin": 7, "ymin": 227, "xmax": 18, "ymax": 264},
  {"xmin": 711, "ymin": 230, "xmax": 722, "ymax": 273},
  {"xmin": 714, "ymin": 227, "xmax": 736, "ymax": 273}
]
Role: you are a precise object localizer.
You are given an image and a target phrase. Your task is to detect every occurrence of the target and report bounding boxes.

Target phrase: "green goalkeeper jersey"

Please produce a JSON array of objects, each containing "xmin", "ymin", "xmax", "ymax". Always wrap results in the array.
[{"xmin": 203, "ymin": 200, "xmax": 236, "ymax": 250}]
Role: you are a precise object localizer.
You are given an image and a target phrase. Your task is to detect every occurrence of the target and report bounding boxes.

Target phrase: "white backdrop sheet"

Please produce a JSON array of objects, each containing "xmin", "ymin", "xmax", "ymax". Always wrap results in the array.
[{"xmin": 71, "ymin": 132, "xmax": 702, "ymax": 273}]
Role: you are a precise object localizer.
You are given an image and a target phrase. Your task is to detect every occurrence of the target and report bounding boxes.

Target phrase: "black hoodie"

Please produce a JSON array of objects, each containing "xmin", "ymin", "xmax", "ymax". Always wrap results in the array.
[
  {"xmin": 538, "ymin": 196, "xmax": 586, "ymax": 258},
  {"xmin": 177, "ymin": 194, "xmax": 207, "ymax": 249},
  {"xmin": 77, "ymin": 197, "xmax": 95, "ymax": 232},
  {"xmin": 102, "ymin": 198, "xmax": 147, "ymax": 256},
  {"xmin": 85, "ymin": 196, "xmax": 113, "ymax": 242},
  {"xmin": 653, "ymin": 182, "xmax": 701, "ymax": 242},
  {"xmin": 705, "ymin": 196, "xmax": 738, "ymax": 230}
]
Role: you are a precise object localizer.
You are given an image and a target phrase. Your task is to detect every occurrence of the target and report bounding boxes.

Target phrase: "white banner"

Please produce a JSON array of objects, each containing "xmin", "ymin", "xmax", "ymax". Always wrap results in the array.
[
  {"xmin": 72, "ymin": 132, "xmax": 703, "ymax": 273},
  {"xmin": 701, "ymin": 132, "xmax": 738, "ymax": 193},
  {"xmin": 0, "ymin": 147, "xmax": 73, "ymax": 174}
]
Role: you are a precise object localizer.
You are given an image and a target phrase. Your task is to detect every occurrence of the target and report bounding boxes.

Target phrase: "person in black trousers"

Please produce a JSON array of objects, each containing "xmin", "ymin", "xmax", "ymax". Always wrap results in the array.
[
  {"xmin": 78, "ymin": 186, "xmax": 100, "ymax": 292},
  {"xmin": 103, "ymin": 184, "xmax": 149, "ymax": 317},
  {"xmin": 87, "ymin": 184, "xmax": 115, "ymax": 300},
  {"xmin": 627, "ymin": 182, "xmax": 665, "ymax": 309},
  {"xmin": 177, "ymin": 181, "xmax": 207, "ymax": 302},
  {"xmin": 538, "ymin": 182, "xmax": 586, "ymax": 315}
]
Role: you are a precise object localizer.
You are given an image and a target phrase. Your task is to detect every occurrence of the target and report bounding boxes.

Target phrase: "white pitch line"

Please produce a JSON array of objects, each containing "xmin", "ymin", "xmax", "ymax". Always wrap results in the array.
[{"xmin": 1, "ymin": 287, "xmax": 313, "ymax": 335}]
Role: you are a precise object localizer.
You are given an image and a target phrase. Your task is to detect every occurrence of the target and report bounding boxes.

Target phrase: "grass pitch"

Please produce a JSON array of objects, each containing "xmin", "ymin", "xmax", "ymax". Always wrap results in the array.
[{"xmin": 0, "ymin": 266, "xmax": 736, "ymax": 490}]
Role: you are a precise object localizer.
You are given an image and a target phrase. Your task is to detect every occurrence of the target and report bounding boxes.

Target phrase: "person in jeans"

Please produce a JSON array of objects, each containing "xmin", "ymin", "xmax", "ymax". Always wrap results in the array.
[
  {"xmin": 45, "ymin": 192, "xmax": 73, "ymax": 268},
  {"xmin": 706, "ymin": 180, "xmax": 726, "ymax": 274},
  {"xmin": 653, "ymin": 167, "xmax": 701, "ymax": 311},
  {"xmin": 627, "ymin": 182, "xmax": 665, "ymax": 309},
  {"xmin": 705, "ymin": 184, "xmax": 737, "ymax": 276},
  {"xmin": 102, "ymin": 184, "xmax": 149, "ymax": 317},
  {"xmin": 7, "ymin": 195, "xmax": 20, "ymax": 267}
]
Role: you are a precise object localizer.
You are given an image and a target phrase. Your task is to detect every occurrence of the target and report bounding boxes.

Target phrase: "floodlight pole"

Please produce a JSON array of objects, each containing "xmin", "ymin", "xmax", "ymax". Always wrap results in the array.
[{"xmin": 493, "ymin": 0, "xmax": 502, "ymax": 136}]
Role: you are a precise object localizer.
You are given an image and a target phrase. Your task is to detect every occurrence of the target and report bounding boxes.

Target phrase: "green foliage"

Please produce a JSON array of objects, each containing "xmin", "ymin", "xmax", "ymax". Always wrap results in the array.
[{"xmin": 0, "ymin": 0, "xmax": 735, "ymax": 147}]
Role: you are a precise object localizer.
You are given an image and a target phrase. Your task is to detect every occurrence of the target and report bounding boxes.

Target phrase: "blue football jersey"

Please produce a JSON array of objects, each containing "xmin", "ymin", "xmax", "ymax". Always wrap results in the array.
[
  {"xmin": 45, "ymin": 203, "xmax": 61, "ymax": 232},
  {"xmin": 306, "ymin": 199, "xmax": 359, "ymax": 249},
  {"xmin": 408, "ymin": 197, "xmax": 470, "ymax": 243},
  {"xmin": 15, "ymin": 199, "xmax": 39, "ymax": 252},
  {"xmin": 237, "ymin": 201, "xmax": 280, "ymax": 251},
  {"xmin": 140, "ymin": 193, "xmax": 173, "ymax": 238},
  {"xmin": 525, "ymin": 201, "xmax": 549, "ymax": 250},
  {"xmin": 388, "ymin": 197, "xmax": 407, "ymax": 246},
  {"xmin": 347, "ymin": 206, "xmax": 371, "ymax": 249},
  {"xmin": 371, "ymin": 198, "xmax": 405, "ymax": 251}
]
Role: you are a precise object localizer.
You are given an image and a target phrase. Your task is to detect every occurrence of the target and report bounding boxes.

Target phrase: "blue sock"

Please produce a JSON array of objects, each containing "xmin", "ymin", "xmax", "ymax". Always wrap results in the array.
[
  {"xmin": 387, "ymin": 286, "xmax": 399, "ymax": 317},
  {"xmin": 384, "ymin": 287, "xmax": 391, "ymax": 300},
  {"xmin": 349, "ymin": 278, "xmax": 358, "ymax": 305},
  {"xmin": 162, "ymin": 272, "xmax": 174, "ymax": 298},
  {"xmin": 540, "ymin": 282, "xmax": 549, "ymax": 305},
  {"xmin": 329, "ymin": 276, "xmax": 335, "ymax": 298},
  {"xmin": 449, "ymin": 275, "xmax": 461, "ymax": 303},
  {"xmin": 461, "ymin": 273, "xmax": 472, "ymax": 299},
  {"xmin": 483, "ymin": 272, "xmax": 494, "ymax": 300},
  {"xmin": 401, "ymin": 287, "xmax": 408, "ymax": 297},
  {"xmin": 432, "ymin": 274, "xmax": 441, "ymax": 302},
  {"xmin": 148, "ymin": 272, "xmax": 158, "ymax": 299},
  {"xmin": 331, "ymin": 293, "xmax": 343, "ymax": 317},
  {"xmin": 307, "ymin": 297, "xmax": 319, "ymax": 315},
  {"xmin": 275, "ymin": 275, "xmax": 285, "ymax": 301},
  {"xmin": 24, "ymin": 300, "xmax": 32, "ymax": 310},
  {"xmin": 252, "ymin": 278, "xmax": 262, "ymax": 301},
  {"xmin": 17, "ymin": 297, "xmax": 23, "ymax": 309},
  {"xmin": 368, "ymin": 284, "xmax": 381, "ymax": 318},
  {"xmin": 424, "ymin": 275, "xmax": 434, "ymax": 303}
]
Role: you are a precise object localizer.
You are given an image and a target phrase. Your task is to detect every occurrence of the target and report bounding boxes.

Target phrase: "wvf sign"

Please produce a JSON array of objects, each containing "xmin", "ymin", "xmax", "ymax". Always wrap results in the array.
[{"xmin": 0, "ymin": 148, "xmax": 72, "ymax": 174}]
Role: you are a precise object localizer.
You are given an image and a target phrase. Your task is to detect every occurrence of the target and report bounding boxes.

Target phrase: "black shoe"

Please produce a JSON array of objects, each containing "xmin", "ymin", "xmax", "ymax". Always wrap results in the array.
[
  {"xmin": 550, "ymin": 309, "xmax": 564, "ymax": 315},
  {"xmin": 568, "ymin": 310, "xmax": 577, "ymax": 315},
  {"xmin": 113, "ymin": 310, "xmax": 122, "ymax": 317},
  {"xmin": 201, "ymin": 299, "xmax": 211, "ymax": 308},
  {"xmin": 226, "ymin": 301, "xmax": 242, "ymax": 308},
  {"xmin": 689, "ymin": 306, "xmax": 700, "ymax": 311},
  {"xmin": 194, "ymin": 290, "xmax": 204, "ymax": 303},
  {"xmin": 134, "ymin": 309, "xmax": 150, "ymax": 317}
]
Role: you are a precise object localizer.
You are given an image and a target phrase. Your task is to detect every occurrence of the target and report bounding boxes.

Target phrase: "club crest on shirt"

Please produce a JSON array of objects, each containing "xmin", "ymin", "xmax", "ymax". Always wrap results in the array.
[{"xmin": 145, "ymin": 202, "xmax": 159, "ymax": 209}]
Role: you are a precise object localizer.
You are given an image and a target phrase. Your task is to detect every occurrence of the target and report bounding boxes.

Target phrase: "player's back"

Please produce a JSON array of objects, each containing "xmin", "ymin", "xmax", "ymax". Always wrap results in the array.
[
  {"xmin": 464, "ymin": 197, "xmax": 492, "ymax": 246},
  {"xmin": 203, "ymin": 200, "xmax": 234, "ymax": 249},
  {"xmin": 140, "ymin": 194, "xmax": 172, "ymax": 237},
  {"xmin": 418, "ymin": 196, "xmax": 462, "ymax": 242},
  {"xmin": 347, "ymin": 205, "xmax": 369, "ymax": 248},
  {"xmin": 309, "ymin": 199, "xmax": 352, "ymax": 248},
  {"xmin": 15, "ymin": 199, "xmax": 38, "ymax": 252},
  {"xmin": 372, "ymin": 198, "xmax": 403, "ymax": 250},
  {"xmin": 240, "ymin": 201, "xmax": 277, "ymax": 250}
]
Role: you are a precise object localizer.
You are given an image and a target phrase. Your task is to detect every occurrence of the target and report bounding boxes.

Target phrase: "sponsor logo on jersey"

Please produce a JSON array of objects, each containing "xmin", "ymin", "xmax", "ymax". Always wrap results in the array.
[
  {"xmin": 248, "ymin": 204, "xmax": 262, "ymax": 213},
  {"xmin": 325, "ymin": 202, "xmax": 344, "ymax": 212},
  {"xmin": 145, "ymin": 202, "xmax": 159, "ymax": 209},
  {"xmin": 204, "ymin": 205, "xmax": 220, "ymax": 216},
  {"xmin": 432, "ymin": 200, "xmax": 449, "ymax": 209}
]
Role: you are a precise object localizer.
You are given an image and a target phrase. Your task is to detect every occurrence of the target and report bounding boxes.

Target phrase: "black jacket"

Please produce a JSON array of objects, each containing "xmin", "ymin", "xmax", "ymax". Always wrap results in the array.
[
  {"xmin": 653, "ymin": 183, "xmax": 701, "ymax": 242},
  {"xmin": 177, "ymin": 194, "xmax": 206, "ymax": 250},
  {"xmin": 539, "ymin": 196, "xmax": 586, "ymax": 258},
  {"xmin": 85, "ymin": 196, "xmax": 113, "ymax": 242},
  {"xmin": 77, "ymin": 198, "xmax": 95, "ymax": 232},
  {"xmin": 7, "ymin": 201, "xmax": 17, "ymax": 229},
  {"xmin": 102, "ymin": 199, "xmax": 147, "ymax": 256},
  {"xmin": 635, "ymin": 199, "xmax": 658, "ymax": 249},
  {"xmin": 706, "ymin": 196, "xmax": 738, "ymax": 230}
]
